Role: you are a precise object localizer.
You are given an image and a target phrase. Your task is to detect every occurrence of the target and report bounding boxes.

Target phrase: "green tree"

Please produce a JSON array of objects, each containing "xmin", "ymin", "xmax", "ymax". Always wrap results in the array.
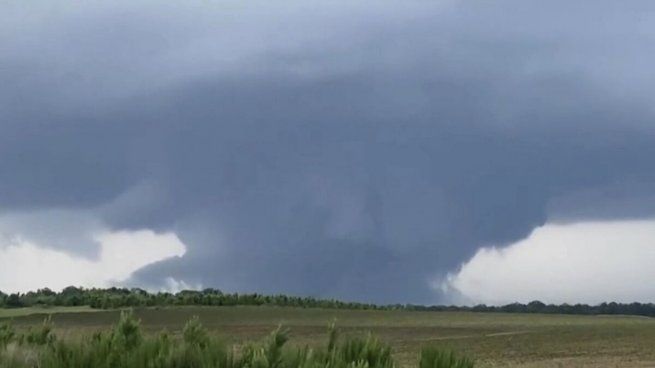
[{"xmin": 6, "ymin": 293, "xmax": 22, "ymax": 308}]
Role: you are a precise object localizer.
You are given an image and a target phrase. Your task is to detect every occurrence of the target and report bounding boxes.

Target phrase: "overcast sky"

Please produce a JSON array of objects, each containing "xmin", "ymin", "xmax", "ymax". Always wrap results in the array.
[{"xmin": 2, "ymin": 1, "xmax": 655, "ymax": 304}]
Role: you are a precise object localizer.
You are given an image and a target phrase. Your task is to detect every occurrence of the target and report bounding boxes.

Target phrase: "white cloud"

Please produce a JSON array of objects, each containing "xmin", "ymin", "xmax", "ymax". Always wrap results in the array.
[
  {"xmin": 442, "ymin": 220, "xmax": 655, "ymax": 305},
  {"xmin": 0, "ymin": 229, "xmax": 186, "ymax": 294},
  {"xmin": 163, "ymin": 277, "xmax": 203, "ymax": 293}
]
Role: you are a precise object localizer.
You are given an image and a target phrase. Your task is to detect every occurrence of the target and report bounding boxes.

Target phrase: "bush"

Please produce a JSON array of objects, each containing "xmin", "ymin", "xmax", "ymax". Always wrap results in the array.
[
  {"xmin": 183, "ymin": 316, "xmax": 210, "ymax": 348},
  {"xmin": 24, "ymin": 315, "xmax": 56, "ymax": 346},
  {"xmin": 111, "ymin": 310, "xmax": 143, "ymax": 350},
  {"xmin": 337, "ymin": 334, "xmax": 393, "ymax": 368},
  {"xmin": 419, "ymin": 347, "xmax": 474, "ymax": 368}
]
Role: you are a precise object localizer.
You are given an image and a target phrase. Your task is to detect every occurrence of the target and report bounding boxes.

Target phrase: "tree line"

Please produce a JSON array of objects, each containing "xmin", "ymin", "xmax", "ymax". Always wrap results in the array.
[
  {"xmin": 0, "ymin": 287, "xmax": 382, "ymax": 310},
  {"xmin": 2, "ymin": 287, "xmax": 655, "ymax": 318}
]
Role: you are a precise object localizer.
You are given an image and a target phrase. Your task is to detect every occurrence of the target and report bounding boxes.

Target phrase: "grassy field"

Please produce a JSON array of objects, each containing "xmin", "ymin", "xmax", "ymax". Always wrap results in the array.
[
  {"xmin": 2, "ymin": 306, "xmax": 655, "ymax": 367},
  {"xmin": 0, "ymin": 306, "xmax": 99, "ymax": 319}
]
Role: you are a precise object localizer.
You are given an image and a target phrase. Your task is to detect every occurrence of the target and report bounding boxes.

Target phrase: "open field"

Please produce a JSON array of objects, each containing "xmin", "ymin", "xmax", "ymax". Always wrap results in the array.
[
  {"xmin": 0, "ymin": 306, "xmax": 99, "ymax": 319},
  {"xmin": 2, "ymin": 306, "xmax": 655, "ymax": 367}
]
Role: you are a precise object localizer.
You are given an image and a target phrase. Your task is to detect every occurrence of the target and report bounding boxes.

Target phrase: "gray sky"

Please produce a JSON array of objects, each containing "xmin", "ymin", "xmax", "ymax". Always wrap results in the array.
[{"xmin": 2, "ymin": 0, "xmax": 655, "ymax": 304}]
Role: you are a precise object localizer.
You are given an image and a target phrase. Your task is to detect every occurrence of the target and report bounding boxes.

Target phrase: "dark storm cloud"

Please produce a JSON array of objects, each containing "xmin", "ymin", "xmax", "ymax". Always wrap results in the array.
[{"xmin": 2, "ymin": 0, "xmax": 655, "ymax": 303}]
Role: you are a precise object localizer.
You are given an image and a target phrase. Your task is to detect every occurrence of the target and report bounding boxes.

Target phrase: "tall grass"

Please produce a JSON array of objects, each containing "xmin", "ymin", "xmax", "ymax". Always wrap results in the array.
[
  {"xmin": 419, "ymin": 347, "xmax": 474, "ymax": 368},
  {"xmin": 0, "ymin": 311, "xmax": 474, "ymax": 368}
]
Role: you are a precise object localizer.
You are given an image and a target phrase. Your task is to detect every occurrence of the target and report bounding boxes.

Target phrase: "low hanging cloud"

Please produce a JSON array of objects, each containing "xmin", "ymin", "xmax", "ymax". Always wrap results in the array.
[{"xmin": 443, "ymin": 220, "xmax": 655, "ymax": 305}]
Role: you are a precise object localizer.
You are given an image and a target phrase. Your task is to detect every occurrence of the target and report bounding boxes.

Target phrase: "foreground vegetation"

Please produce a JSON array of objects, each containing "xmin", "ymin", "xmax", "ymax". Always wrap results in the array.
[
  {"xmin": 3, "ymin": 287, "xmax": 655, "ymax": 319},
  {"xmin": 0, "ymin": 311, "xmax": 473, "ymax": 368},
  {"xmin": 3, "ymin": 305, "xmax": 655, "ymax": 367}
]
